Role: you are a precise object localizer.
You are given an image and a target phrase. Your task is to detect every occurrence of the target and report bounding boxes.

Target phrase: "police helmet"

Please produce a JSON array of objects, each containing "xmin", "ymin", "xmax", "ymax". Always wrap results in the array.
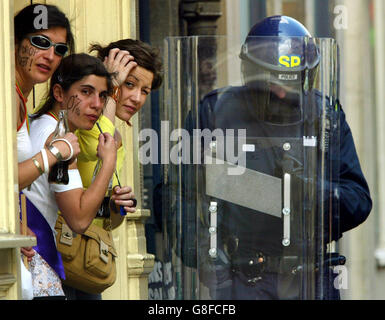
[
  {"xmin": 240, "ymin": 15, "xmax": 319, "ymax": 91},
  {"xmin": 239, "ymin": 16, "xmax": 320, "ymax": 124}
]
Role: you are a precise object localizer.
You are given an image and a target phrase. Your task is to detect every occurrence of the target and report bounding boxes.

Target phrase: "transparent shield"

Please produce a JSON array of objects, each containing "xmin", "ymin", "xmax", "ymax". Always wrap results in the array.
[{"xmin": 161, "ymin": 36, "xmax": 340, "ymax": 300}]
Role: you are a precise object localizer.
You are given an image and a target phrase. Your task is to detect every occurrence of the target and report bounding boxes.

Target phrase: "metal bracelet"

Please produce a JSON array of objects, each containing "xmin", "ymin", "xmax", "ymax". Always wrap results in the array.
[
  {"xmin": 32, "ymin": 157, "xmax": 44, "ymax": 175},
  {"xmin": 48, "ymin": 144, "xmax": 63, "ymax": 161},
  {"xmin": 51, "ymin": 138, "xmax": 73, "ymax": 161},
  {"xmin": 40, "ymin": 148, "xmax": 49, "ymax": 174}
]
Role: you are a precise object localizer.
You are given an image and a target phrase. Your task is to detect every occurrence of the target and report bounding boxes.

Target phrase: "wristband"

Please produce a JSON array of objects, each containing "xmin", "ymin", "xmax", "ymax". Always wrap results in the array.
[
  {"xmin": 51, "ymin": 138, "xmax": 73, "ymax": 161},
  {"xmin": 32, "ymin": 157, "xmax": 44, "ymax": 175},
  {"xmin": 41, "ymin": 148, "xmax": 49, "ymax": 174}
]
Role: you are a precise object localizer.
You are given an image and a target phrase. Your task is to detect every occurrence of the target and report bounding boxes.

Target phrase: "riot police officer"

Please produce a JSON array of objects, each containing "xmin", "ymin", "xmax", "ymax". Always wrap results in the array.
[{"xmin": 194, "ymin": 16, "xmax": 372, "ymax": 300}]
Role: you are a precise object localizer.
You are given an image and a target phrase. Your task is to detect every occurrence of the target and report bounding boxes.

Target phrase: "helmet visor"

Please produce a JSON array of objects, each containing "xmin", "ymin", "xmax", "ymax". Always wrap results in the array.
[{"xmin": 240, "ymin": 36, "xmax": 319, "ymax": 73}]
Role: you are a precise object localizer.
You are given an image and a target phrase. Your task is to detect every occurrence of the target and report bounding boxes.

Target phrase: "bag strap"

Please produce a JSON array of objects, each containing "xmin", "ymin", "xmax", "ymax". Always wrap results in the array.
[
  {"xmin": 92, "ymin": 159, "xmax": 113, "ymax": 194},
  {"xmin": 91, "ymin": 159, "xmax": 114, "ymax": 231}
]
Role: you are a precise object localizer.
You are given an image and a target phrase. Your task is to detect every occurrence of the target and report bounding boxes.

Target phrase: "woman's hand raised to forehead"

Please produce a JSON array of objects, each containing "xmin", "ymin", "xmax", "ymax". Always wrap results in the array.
[{"xmin": 104, "ymin": 48, "xmax": 137, "ymax": 87}]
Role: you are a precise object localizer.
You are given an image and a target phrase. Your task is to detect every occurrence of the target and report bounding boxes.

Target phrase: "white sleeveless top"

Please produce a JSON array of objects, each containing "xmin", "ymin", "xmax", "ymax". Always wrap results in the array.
[
  {"xmin": 17, "ymin": 114, "xmax": 34, "ymax": 163},
  {"xmin": 23, "ymin": 114, "xmax": 83, "ymax": 232}
]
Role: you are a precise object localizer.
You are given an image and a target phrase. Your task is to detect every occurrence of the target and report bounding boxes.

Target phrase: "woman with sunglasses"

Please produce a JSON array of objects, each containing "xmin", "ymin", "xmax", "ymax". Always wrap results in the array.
[{"xmin": 14, "ymin": 4, "xmax": 79, "ymax": 299}]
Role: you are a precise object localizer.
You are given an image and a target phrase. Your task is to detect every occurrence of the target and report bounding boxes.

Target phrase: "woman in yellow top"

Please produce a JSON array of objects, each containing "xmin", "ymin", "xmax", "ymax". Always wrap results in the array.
[
  {"xmin": 68, "ymin": 39, "xmax": 163, "ymax": 300},
  {"xmin": 76, "ymin": 39, "xmax": 162, "ymax": 213}
]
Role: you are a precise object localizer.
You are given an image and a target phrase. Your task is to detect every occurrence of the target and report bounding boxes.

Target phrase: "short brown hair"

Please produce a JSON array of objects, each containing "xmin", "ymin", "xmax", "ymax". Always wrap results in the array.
[{"xmin": 89, "ymin": 39, "xmax": 163, "ymax": 90}]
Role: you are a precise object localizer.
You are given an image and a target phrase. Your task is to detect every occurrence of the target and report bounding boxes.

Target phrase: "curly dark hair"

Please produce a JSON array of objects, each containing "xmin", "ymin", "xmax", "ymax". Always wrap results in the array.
[{"xmin": 89, "ymin": 39, "xmax": 163, "ymax": 90}]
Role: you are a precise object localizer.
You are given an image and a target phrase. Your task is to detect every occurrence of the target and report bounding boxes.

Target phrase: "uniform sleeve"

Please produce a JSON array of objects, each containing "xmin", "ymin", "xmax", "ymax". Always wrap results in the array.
[{"xmin": 337, "ymin": 106, "xmax": 372, "ymax": 235}]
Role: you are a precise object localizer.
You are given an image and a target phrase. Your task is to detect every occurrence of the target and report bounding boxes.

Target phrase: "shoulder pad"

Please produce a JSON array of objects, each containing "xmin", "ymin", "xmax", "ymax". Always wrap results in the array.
[{"xmin": 201, "ymin": 86, "xmax": 233, "ymax": 102}]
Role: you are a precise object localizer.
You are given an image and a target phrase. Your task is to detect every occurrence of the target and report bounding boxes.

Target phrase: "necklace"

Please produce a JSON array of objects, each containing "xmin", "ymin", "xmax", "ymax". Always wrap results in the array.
[
  {"xmin": 47, "ymin": 111, "xmax": 58, "ymax": 121},
  {"xmin": 15, "ymin": 80, "xmax": 27, "ymax": 103},
  {"xmin": 15, "ymin": 80, "xmax": 29, "ymax": 132}
]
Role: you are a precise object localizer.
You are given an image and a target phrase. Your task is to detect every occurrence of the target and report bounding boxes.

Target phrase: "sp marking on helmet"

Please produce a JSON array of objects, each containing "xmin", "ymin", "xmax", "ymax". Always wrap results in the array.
[{"xmin": 279, "ymin": 55, "xmax": 301, "ymax": 68}]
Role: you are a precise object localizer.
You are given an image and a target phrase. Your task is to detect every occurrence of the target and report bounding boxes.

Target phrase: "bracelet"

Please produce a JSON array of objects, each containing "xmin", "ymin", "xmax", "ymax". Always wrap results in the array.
[
  {"xmin": 32, "ymin": 157, "xmax": 44, "ymax": 175},
  {"xmin": 51, "ymin": 138, "xmax": 73, "ymax": 161},
  {"xmin": 40, "ymin": 148, "xmax": 49, "ymax": 174},
  {"xmin": 47, "ymin": 144, "xmax": 63, "ymax": 161}
]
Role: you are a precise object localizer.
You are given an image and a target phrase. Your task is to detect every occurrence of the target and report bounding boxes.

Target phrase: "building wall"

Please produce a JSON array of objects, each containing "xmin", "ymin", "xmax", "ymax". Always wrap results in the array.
[
  {"xmin": 335, "ymin": 0, "xmax": 376, "ymax": 300},
  {"xmin": 0, "ymin": 0, "xmax": 26, "ymax": 300}
]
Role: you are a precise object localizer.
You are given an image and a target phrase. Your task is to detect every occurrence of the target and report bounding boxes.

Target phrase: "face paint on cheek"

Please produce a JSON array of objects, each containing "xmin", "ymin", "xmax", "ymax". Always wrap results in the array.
[
  {"xmin": 66, "ymin": 95, "xmax": 82, "ymax": 113},
  {"xmin": 65, "ymin": 96, "xmax": 75, "ymax": 111},
  {"xmin": 22, "ymin": 44, "xmax": 38, "ymax": 57},
  {"xmin": 17, "ymin": 45, "xmax": 38, "ymax": 70},
  {"xmin": 17, "ymin": 56, "xmax": 29, "ymax": 67},
  {"xmin": 28, "ymin": 47, "xmax": 38, "ymax": 71},
  {"xmin": 17, "ymin": 48, "xmax": 28, "ymax": 67},
  {"xmin": 30, "ymin": 46, "xmax": 38, "ymax": 57}
]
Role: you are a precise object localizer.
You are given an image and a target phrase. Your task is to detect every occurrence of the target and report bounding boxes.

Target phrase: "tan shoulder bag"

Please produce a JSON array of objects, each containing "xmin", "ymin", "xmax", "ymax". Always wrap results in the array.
[{"xmin": 55, "ymin": 215, "xmax": 117, "ymax": 294}]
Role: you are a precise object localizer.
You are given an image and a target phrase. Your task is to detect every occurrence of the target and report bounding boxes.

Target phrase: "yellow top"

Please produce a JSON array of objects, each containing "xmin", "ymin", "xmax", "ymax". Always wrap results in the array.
[
  {"xmin": 76, "ymin": 115, "xmax": 126, "ymax": 191},
  {"xmin": 75, "ymin": 115, "xmax": 126, "ymax": 229}
]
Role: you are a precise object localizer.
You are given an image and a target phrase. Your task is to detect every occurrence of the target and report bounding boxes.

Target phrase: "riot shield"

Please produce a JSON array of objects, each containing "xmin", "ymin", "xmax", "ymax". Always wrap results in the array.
[{"xmin": 161, "ymin": 36, "xmax": 340, "ymax": 300}]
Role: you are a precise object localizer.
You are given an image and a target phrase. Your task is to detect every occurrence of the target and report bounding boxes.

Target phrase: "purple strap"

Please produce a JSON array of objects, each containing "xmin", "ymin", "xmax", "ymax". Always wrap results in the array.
[{"xmin": 20, "ymin": 192, "xmax": 66, "ymax": 280}]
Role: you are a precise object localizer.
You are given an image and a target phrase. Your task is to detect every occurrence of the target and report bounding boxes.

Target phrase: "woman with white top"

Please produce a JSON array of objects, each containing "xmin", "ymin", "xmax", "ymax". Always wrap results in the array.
[
  {"xmin": 14, "ymin": 4, "xmax": 80, "ymax": 299},
  {"xmin": 27, "ymin": 53, "xmax": 136, "ymax": 300}
]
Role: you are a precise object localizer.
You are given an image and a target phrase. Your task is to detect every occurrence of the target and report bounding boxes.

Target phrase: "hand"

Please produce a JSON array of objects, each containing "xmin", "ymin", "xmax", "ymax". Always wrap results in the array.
[
  {"xmin": 21, "ymin": 247, "xmax": 35, "ymax": 262},
  {"xmin": 104, "ymin": 48, "xmax": 137, "ymax": 87},
  {"xmin": 20, "ymin": 225, "xmax": 36, "ymax": 262},
  {"xmin": 51, "ymin": 132, "xmax": 80, "ymax": 161},
  {"xmin": 97, "ymin": 132, "xmax": 117, "ymax": 164},
  {"xmin": 111, "ymin": 185, "xmax": 137, "ymax": 213}
]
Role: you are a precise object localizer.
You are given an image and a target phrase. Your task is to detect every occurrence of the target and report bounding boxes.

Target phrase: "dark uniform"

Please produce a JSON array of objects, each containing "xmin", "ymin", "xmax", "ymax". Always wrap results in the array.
[
  {"xmin": 162, "ymin": 15, "xmax": 373, "ymax": 300},
  {"xmin": 193, "ymin": 85, "xmax": 372, "ymax": 300}
]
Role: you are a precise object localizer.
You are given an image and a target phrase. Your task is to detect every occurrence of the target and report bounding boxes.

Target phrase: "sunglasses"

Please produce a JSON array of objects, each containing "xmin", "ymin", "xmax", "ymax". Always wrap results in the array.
[{"xmin": 28, "ymin": 35, "xmax": 69, "ymax": 57}]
